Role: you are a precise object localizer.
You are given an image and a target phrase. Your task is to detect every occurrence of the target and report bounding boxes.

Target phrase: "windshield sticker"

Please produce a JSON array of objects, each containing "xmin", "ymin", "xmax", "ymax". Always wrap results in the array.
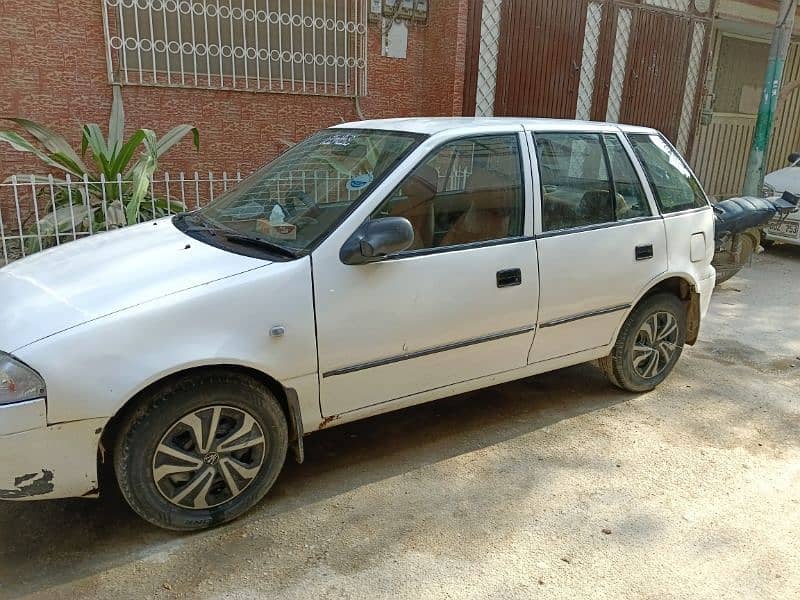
[
  {"xmin": 347, "ymin": 172, "xmax": 374, "ymax": 191},
  {"xmin": 320, "ymin": 133, "xmax": 359, "ymax": 146}
]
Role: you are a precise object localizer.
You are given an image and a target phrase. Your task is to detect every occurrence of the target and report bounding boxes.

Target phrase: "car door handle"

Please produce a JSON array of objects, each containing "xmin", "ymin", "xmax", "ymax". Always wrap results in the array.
[
  {"xmin": 635, "ymin": 244, "xmax": 654, "ymax": 261},
  {"xmin": 497, "ymin": 268, "xmax": 522, "ymax": 288}
]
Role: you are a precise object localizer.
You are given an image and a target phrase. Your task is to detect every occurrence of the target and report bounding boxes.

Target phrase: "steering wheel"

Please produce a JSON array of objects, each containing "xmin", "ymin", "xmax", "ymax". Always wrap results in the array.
[
  {"xmin": 284, "ymin": 190, "xmax": 319, "ymax": 225},
  {"xmin": 286, "ymin": 190, "xmax": 315, "ymax": 210}
]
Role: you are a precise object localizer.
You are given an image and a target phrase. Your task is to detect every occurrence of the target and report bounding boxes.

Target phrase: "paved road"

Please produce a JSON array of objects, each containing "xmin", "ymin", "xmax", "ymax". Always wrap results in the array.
[{"xmin": 1, "ymin": 246, "xmax": 799, "ymax": 600}]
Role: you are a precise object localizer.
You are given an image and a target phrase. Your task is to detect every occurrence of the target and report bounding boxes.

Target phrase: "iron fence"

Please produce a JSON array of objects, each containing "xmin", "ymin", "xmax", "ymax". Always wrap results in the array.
[
  {"xmin": 0, "ymin": 171, "xmax": 242, "ymax": 267},
  {"xmin": 0, "ymin": 166, "xmax": 472, "ymax": 267}
]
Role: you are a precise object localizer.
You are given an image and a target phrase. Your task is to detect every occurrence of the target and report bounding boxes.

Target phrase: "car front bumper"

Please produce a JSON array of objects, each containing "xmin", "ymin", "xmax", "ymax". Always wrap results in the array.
[
  {"xmin": 764, "ymin": 215, "xmax": 800, "ymax": 245},
  {"xmin": 764, "ymin": 230, "xmax": 800, "ymax": 246},
  {"xmin": 0, "ymin": 400, "xmax": 106, "ymax": 500}
]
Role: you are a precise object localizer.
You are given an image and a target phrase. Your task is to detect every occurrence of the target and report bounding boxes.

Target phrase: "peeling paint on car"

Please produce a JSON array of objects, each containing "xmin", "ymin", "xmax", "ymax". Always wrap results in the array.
[{"xmin": 0, "ymin": 469, "xmax": 54, "ymax": 499}]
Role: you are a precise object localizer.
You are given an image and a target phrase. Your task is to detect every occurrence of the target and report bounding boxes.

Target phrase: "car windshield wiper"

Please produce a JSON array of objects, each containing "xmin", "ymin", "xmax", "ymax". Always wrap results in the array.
[
  {"xmin": 224, "ymin": 234, "xmax": 299, "ymax": 259},
  {"xmin": 176, "ymin": 212, "xmax": 222, "ymax": 233},
  {"xmin": 177, "ymin": 213, "xmax": 299, "ymax": 259}
]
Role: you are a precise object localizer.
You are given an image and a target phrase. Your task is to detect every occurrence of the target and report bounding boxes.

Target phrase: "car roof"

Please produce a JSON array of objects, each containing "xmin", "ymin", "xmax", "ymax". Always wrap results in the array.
[{"xmin": 332, "ymin": 117, "xmax": 659, "ymax": 136}]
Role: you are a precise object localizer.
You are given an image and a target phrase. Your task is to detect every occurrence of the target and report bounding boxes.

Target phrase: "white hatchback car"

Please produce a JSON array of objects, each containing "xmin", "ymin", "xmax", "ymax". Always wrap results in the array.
[
  {"xmin": 763, "ymin": 152, "xmax": 800, "ymax": 246},
  {"xmin": 0, "ymin": 118, "xmax": 715, "ymax": 530}
]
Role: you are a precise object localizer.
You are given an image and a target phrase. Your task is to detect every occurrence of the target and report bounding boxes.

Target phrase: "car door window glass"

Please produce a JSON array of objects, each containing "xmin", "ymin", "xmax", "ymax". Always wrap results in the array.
[
  {"xmin": 536, "ymin": 133, "xmax": 616, "ymax": 231},
  {"xmin": 373, "ymin": 135, "xmax": 525, "ymax": 250},
  {"xmin": 627, "ymin": 133, "xmax": 708, "ymax": 213},
  {"xmin": 602, "ymin": 134, "xmax": 651, "ymax": 220}
]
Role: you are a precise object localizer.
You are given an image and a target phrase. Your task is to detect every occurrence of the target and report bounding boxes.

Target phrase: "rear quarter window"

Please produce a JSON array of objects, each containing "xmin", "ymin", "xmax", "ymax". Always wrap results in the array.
[{"xmin": 627, "ymin": 133, "xmax": 708, "ymax": 214}]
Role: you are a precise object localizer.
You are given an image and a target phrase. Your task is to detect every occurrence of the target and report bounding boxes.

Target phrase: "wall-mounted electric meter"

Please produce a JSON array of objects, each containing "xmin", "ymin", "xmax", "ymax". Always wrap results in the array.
[{"xmin": 369, "ymin": 0, "xmax": 429, "ymax": 24}]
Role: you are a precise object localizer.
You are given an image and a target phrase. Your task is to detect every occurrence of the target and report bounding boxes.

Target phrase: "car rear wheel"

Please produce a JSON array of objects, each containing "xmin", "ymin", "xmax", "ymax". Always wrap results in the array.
[
  {"xmin": 113, "ymin": 370, "xmax": 288, "ymax": 531},
  {"xmin": 599, "ymin": 293, "xmax": 686, "ymax": 393}
]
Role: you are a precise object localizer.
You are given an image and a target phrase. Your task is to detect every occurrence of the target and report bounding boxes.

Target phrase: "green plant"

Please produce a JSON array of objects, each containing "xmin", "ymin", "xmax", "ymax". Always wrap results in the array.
[{"xmin": 0, "ymin": 86, "xmax": 199, "ymax": 253}]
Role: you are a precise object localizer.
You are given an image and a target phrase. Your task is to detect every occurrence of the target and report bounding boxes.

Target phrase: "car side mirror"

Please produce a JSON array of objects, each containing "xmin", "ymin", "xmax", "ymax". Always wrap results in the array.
[
  {"xmin": 789, "ymin": 152, "xmax": 800, "ymax": 166},
  {"xmin": 340, "ymin": 217, "xmax": 414, "ymax": 265}
]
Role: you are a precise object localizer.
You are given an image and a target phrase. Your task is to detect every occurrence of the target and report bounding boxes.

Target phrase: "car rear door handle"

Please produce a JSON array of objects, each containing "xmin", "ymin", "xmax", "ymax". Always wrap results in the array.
[
  {"xmin": 635, "ymin": 244, "xmax": 654, "ymax": 261},
  {"xmin": 497, "ymin": 268, "xmax": 522, "ymax": 288}
]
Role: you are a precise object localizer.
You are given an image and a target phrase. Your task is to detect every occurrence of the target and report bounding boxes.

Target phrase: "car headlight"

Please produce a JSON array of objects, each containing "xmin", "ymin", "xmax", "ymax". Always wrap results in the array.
[
  {"xmin": 763, "ymin": 183, "xmax": 777, "ymax": 197},
  {"xmin": 0, "ymin": 352, "xmax": 46, "ymax": 406}
]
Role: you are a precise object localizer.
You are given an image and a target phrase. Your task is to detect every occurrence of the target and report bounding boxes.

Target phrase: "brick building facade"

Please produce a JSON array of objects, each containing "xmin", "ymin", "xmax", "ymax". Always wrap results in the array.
[
  {"xmin": 1, "ymin": 0, "xmax": 798, "ymax": 194},
  {"xmin": 0, "ymin": 1, "xmax": 468, "ymax": 177}
]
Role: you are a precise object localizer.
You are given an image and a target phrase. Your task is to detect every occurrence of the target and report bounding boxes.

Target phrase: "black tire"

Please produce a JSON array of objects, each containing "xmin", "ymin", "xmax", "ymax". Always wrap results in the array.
[
  {"xmin": 599, "ymin": 293, "xmax": 686, "ymax": 393},
  {"xmin": 713, "ymin": 265, "xmax": 743, "ymax": 286},
  {"xmin": 113, "ymin": 370, "xmax": 288, "ymax": 531},
  {"xmin": 760, "ymin": 230, "xmax": 775, "ymax": 249}
]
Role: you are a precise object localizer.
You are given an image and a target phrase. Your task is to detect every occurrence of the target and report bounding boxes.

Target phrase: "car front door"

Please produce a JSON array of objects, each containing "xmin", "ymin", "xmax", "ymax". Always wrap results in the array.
[
  {"xmin": 313, "ymin": 131, "xmax": 540, "ymax": 417},
  {"xmin": 530, "ymin": 130, "xmax": 668, "ymax": 362}
]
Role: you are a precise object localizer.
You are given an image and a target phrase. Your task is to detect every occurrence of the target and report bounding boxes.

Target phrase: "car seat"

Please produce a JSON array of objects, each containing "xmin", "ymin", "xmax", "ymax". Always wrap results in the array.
[
  {"xmin": 440, "ymin": 168, "xmax": 516, "ymax": 246},
  {"xmin": 390, "ymin": 164, "xmax": 438, "ymax": 250}
]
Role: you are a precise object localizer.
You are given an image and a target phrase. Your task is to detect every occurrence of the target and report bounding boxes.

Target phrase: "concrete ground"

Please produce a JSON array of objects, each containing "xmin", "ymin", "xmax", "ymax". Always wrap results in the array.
[{"xmin": 1, "ymin": 246, "xmax": 798, "ymax": 600}]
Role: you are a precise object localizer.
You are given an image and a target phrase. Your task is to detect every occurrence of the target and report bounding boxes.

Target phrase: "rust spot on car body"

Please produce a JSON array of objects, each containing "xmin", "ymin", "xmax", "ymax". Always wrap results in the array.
[
  {"xmin": 319, "ymin": 414, "xmax": 340, "ymax": 429},
  {"xmin": 0, "ymin": 470, "xmax": 54, "ymax": 499}
]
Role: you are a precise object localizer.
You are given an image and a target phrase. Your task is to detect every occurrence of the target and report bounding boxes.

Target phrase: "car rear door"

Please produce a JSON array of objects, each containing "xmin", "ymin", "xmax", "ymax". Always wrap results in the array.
[
  {"xmin": 625, "ymin": 131, "xmax": 715, "ymax": 294},
  {"xmin": 529, "ymin": 129, "xmax": 668, "ymax": 363}
]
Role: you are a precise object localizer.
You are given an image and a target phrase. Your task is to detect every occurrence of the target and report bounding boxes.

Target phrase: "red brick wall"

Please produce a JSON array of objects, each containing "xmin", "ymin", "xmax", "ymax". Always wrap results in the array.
[
  {"xmin": 0, "ymin": 0, "xmax": 468, "ymax": 178},
  {"xmin": 423, "ymin": 0, "xmax": 469, "ymax": 118}
]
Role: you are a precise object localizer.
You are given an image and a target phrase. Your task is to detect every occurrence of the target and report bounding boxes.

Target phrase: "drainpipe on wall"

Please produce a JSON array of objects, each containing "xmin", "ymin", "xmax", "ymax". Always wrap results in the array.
[{"xmin": 742, "ymin": 0, "xmax": 797, "ymax": 197}]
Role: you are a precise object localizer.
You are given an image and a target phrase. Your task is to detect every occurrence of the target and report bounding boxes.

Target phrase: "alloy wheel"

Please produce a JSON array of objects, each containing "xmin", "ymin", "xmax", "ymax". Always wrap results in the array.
[
  {"xmin": 631, "ymin": 311, "xmax": 680, "ymax": 379},
  {"xmin": 152, "ymin": 405, "xmax": 267, "ymax": 509}
]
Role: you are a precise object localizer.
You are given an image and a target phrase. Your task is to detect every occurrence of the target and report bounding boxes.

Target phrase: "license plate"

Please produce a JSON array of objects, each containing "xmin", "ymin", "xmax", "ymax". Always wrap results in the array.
[{"xmin": 766, "ymin": 219, "xmax": 800, "ymax": 238}]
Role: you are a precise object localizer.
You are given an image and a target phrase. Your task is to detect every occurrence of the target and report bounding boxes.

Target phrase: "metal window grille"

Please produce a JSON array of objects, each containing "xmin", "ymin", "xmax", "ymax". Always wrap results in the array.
[{"xmin": 101, "ymin": 0, "xmax": 368, "ymax": 97}]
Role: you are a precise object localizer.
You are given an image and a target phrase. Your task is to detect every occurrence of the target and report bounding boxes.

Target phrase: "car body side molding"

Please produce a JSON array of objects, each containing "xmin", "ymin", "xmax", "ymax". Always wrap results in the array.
[
  {"xmin": 539, "ymin": 304, "xmax": 632, "ymax": 328},
  {"xmin": 322, "ymin": 324, "xmax": 536, "ymax": 378}
]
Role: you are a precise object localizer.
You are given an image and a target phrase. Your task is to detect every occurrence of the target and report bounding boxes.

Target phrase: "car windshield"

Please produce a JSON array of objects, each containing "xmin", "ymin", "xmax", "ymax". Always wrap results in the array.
[{"xmin": 190, "ymin": 129, "xmax": 424, "ymax": 254}]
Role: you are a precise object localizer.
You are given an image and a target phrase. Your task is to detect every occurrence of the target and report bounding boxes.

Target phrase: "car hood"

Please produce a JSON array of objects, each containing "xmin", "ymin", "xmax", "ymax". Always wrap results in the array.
[
  {"xmin": 0, "ymin": 218, "xmax": 269, "ymax": 352},
  {"xmin": 765, "ymin": 166, "xmax": 800, "ymax": 196}
]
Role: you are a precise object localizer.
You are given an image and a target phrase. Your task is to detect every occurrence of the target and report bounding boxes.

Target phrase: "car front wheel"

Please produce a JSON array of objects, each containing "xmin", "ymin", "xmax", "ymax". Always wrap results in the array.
[
  {"xmin": 113, "ymin": 370, "xmax": 288, "ymax": 531},
  {"xmin": 599, "ymin": 293, "xmax": 686, "ymax": 392}
]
